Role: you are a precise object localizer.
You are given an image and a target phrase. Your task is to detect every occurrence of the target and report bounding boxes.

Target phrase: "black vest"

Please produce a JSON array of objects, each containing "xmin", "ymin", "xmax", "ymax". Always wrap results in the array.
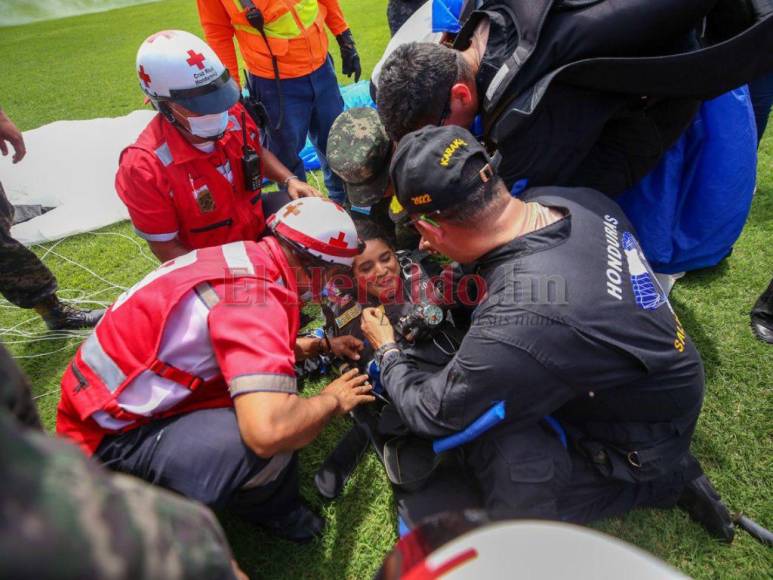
[{"xmin": 454, "ymin": 0, "xmax": 773, "ymax": 193}]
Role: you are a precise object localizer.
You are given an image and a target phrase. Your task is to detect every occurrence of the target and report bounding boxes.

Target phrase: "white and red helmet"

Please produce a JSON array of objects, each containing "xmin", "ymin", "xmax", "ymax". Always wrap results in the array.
[
  {"xmin": 268, "ymin": 198, "xmax": 363, "ymax": 268},
  {"xmin": 136, "ymin": 30, "xmax": 239, "ymax": 114}
]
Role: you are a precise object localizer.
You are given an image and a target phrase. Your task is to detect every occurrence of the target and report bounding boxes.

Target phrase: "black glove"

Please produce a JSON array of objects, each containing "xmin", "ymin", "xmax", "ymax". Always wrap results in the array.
[{"xmin": 336, "ymin": 29, "xmax": 362, "ymax": 82}]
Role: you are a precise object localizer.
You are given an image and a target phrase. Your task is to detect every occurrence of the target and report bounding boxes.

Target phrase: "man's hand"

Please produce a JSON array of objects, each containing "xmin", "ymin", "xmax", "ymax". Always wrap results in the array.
[
  {"xmin": 287, "ymin": 177, "xmax": 323, "ymax": 199},
  {"xmin": 336, "ymin": 29, "xmax": 362, "ymax": 82},
  {"xmin": 0, "ymin": 109, "xmax": 26, "ymax": 164},
  {"xmin": 329, "ymin": 335, "xmax": 364, "ymax": 360},
  {"xmin": 321, "ymin": 368, "xmax": 374, "ymax": 415},
  {"xmin": 360, "ymin": 307, "xmax": 396, "ymax": 350}
]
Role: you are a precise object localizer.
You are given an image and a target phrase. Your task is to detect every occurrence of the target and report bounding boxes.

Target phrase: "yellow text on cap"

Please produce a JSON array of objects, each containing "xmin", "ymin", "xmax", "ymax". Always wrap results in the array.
[
  {"xmin": 411, "ymin": 194, "xmax": 433, "ymax": 205},
  {"xmin": 439, "ymin": 138, "xmax": 467, "ymax": 167}
]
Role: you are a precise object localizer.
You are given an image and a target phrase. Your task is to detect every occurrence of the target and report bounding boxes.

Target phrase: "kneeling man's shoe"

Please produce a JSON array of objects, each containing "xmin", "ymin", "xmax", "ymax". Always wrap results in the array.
[
  {"xmin": 677, "ymin": 474, "xmax": 735, "ymax": 543},
  {"xmin": 262, "ymin": 502, "xmax": 324, "ymax": 543},
  {"xmin": 750, "ymin": 279, "xmax": 773, "ymax": 344}
]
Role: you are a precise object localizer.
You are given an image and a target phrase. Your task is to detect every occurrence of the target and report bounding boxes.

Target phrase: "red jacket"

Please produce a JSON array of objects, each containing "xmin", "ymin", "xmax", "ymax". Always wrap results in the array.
[
  {"xmin": 56, "ymin": 238, "xmax": 301, "ymax": 455},
  {"xmin": 116, "ymin": 103, "xmax": 266, "ymax": 251}
]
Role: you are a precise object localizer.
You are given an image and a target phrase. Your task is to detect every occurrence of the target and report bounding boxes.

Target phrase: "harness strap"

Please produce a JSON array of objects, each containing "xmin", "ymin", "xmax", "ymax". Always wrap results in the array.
[
  {"xmin": 103, "ymin": 399, "xmax": 145, "ymax": 423},
  {"xmin": 149, "ymin": 359, "xmax": 205, "ymax": 391}
]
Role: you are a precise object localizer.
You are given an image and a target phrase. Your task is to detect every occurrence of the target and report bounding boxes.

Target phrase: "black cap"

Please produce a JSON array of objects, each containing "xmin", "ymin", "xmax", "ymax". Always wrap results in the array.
[{"xmin": 389, "ymin": 125, "xmax": 494, "ymax": 217}]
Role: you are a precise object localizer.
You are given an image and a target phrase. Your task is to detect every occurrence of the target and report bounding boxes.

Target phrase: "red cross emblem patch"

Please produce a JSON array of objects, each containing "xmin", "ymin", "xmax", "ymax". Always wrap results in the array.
[
  {"xmin": 138, "ymin": 65, "xmax": 152, "ymax": 87},
  {"xmin": 328, "ymin": 232, "xmax": 348, "ymax": 248},
  {"xmin": 186, "ymin": 49, "xmax": 206, "ymax": 70}
]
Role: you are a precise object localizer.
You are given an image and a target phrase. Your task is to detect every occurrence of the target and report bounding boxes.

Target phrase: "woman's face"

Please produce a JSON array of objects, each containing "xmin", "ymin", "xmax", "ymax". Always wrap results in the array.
[{"xmin": 352, "ymin": 238, "xmax": 400, "ymax": 302}]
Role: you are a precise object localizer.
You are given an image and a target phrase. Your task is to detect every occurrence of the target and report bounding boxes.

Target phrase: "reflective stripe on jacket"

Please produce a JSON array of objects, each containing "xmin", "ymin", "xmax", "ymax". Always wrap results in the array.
[{"xmin": 55, "ymin": 239, "xmax": 298, "ymax": 455}]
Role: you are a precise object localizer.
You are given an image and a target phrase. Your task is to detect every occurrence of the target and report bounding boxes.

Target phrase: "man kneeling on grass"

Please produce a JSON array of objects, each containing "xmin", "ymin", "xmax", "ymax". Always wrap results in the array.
[
  {"xmin": 56, "ymin": 197, "xmax": 374, "ymax": 543},
  {"xmin": 360, "ymin": 125, "xmax": 735, "ymax": 541}
]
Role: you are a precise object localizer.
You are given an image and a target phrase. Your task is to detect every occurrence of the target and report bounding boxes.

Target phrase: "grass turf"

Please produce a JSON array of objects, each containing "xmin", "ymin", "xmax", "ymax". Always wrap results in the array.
[{"xmin": 1, "ymin": 1, "xmax": 771, "ymax": 577}]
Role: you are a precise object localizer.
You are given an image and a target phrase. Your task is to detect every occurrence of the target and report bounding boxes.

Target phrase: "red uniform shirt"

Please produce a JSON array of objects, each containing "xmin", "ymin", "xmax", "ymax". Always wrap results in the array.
[
  {"xmin": 56, "ymin": 238, "xmax": 301, "ymax": 455},
  {"xmin": 116, "ymin": 103, "xmax": 266, "ymax": 250}
]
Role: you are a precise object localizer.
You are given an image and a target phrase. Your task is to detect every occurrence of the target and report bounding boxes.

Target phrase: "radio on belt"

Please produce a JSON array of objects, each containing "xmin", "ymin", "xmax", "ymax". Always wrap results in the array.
[{"xmin": 241, "ymin": 111, "xmax": 262, "ymax": 192}]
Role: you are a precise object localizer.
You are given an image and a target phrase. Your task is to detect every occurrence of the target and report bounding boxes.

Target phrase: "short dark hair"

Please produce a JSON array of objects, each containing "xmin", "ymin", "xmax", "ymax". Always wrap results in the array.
[
  {"xmin": 377, "ymin": 43, "xmax": 469, "ymax": 142},
  {"xmin": 353, "ymin": 215, "xmax": 396, "ymax": 248},
  {"xmin": 437, "ymin": 159, "xmax": 509, "ymax": 226}
]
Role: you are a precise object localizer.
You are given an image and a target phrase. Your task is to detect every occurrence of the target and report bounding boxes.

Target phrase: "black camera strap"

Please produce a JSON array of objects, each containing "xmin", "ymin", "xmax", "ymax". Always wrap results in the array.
[{"xmin": 238, "ymin": 0, "xmax": 284, "ymax": 131}]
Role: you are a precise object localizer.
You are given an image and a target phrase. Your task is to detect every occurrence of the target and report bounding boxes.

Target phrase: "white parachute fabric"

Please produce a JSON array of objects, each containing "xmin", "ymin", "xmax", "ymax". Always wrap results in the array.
[
  {"xmin": 3, "ymin": 110, "xmax": 156, "ymax": 245},
  {"xmin": 371, "ymin": 1, "xmax": 441, "ymax": 89}
]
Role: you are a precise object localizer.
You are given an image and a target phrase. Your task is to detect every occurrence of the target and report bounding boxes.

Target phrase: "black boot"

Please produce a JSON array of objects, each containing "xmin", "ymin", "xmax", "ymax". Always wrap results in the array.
[
  {"xmin": 35, "ymin": 295, "xmax": 105, "ymax": 331},
  {"xmin": 677, "ymin": 474, "xmax": 735, "ymax": 542},
  {"xmin": 260, "ymin": 501, "xmax": 325, "ymax": 544},
  {"xmin": 750, "ymin": 278, "xmax": 773, "ymax": 344}
]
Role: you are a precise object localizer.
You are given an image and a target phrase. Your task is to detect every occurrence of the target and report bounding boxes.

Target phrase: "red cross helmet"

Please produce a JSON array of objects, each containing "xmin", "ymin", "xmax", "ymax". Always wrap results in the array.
[
  {"xmin": 136, "ymin": 30, "xmax": 239, "ymax": 114},
  {"xmin": 268, "ymin": 198, "xmax": 364, "ymax": 268}
]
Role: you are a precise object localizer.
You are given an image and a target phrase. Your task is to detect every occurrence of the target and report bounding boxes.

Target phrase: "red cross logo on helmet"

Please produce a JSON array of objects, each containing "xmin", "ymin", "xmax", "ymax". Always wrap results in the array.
[
  {"xmin": 186, "ymin": 49, "xmax": 206, "ymax": 70},
  {"xmin": 328, "ymin": 232, "xmax": 348, "ymax": 248},
  {"xmin": 138, "ymin": 65, "xmax": 152, "ymax": 87}
]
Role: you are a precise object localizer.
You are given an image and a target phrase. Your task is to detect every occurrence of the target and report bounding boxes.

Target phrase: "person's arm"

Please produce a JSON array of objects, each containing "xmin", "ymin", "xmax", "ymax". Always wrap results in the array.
[
  {"xmin": 319, "ymin": 0, "xmax": 349, "ymax": 36},
  {"xmin": 320, "ymin": 0, "xmax": 360, "ymax": 81},
  {"xmin": 197, "ymin": 0, "xmax": 240, "ymax": 84},
  {"xmin": 361, "ymin": 307, "xmax": 574, "ymax": 438},
  {"xmin": 147, "ymin": 238, "xmax": 190, "ymax": 263},
  {"xmin": 209, "ymin": 284, "xmax": 374, "ymax": 458},
  {"xmin": 115, "ymin": 150, "xmax": 186, "ymax": 261},
  {"xmin": 234, "ymin": 368, "xmax": 372, "ymax": 457},
  {"xmin": 0, "ymin": 107, "xmax": 26, "ymax": 163},
  {"xmin": 261, "ymin": 147, "xmax": 323, "ymax": 198},
  {"xmin": 294, "ymin": 334, "xmax": 364, "ymax": 361}
]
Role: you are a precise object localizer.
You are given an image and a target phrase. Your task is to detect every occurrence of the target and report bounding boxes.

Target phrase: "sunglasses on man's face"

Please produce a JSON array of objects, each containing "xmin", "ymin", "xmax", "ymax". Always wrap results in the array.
[{"xmin": 410, "ymin": 213, "xmax": 441, "ymax": 228}]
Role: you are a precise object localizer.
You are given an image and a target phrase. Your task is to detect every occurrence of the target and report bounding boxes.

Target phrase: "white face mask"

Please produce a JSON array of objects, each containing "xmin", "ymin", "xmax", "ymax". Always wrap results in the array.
[{"xmin": 187, "ymin": 111, "xmax": 229, "ymax": 139}]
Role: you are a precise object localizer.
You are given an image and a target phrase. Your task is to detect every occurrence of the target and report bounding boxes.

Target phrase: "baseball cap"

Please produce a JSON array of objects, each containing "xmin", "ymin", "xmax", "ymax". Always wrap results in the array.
[
  {"xmin": 327, "ymin": 108, "xmax": 392, "ymax": 207},
  {"xmin": 389, "ymin": 125, "xmax": 495, "ymax": 217}
]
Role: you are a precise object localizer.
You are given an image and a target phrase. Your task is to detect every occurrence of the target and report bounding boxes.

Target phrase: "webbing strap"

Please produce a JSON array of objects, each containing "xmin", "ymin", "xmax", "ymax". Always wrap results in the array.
[
  {"xmin": 482, "ymin": 0, "xmax": 557, "ymax": 112},
  {"xmin": 149, "ymin": 359, "xmax": 204, "ymax": 391}
]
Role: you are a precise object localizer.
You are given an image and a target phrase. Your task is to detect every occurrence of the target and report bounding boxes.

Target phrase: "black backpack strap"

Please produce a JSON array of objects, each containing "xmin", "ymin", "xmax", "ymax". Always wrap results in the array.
[
  {"xmin": 555, "ymin": 14, "xmax": 773, "ymax": 100},
  {"xmin": 473, "ymin": 0, "xmax": 557, "ymax": 113}
]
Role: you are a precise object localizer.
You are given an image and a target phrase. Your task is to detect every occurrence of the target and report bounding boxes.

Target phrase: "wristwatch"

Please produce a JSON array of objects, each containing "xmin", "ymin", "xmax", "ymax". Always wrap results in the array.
[{"xmin": 374, "ymin": 342, "xmax": 400, "ymax": 366}]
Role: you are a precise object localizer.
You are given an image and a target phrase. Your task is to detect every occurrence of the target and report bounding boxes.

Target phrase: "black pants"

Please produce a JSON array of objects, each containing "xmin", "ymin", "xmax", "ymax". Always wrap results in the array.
[
  {"xmin": 96, "ymin": 408, "xmax": 299, "ymax": 523},
  {"xmin": 0, "ymin": 182, "xmax": 56, "ymax": 309},
  {"xmin": 465, "ymin": 421, "xmax": 696, "ymax": 524},
  {"xmin": 396, "ymin": 421, "xmax": 697, "ymax": 528}
]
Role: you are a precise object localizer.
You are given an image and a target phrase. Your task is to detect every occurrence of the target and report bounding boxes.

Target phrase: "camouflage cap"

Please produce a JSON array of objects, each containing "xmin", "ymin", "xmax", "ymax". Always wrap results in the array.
[{"xmin": 328, "ymin": 107, "xmax": 392, "ymax": 207}]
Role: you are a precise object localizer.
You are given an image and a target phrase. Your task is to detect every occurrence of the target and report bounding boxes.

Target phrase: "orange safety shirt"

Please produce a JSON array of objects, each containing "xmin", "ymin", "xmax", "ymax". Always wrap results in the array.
[{"xmin": 197, "ymin": 0, "xmax": 349, "ymax": 81}]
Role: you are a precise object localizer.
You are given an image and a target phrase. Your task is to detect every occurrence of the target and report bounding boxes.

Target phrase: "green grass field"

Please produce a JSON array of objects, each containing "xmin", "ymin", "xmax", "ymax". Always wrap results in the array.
[{"xmin": 1, "ymin": 1, "xmax": 771, "ymax": 578}]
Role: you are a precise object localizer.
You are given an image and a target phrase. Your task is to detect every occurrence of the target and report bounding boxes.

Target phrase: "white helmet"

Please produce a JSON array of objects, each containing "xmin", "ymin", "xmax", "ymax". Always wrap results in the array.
[
  {"xmin": 268, "ymin": 198, "xmax": 363, "ymax": 268},
  {"xmin": 136, "ymin": 30, "xmax": 239, "ymax": 114}
]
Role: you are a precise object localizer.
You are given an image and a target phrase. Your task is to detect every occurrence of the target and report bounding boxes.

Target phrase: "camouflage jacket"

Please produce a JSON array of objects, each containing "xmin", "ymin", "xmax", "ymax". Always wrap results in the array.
[{"xmin": 0, "ymin": 345, "xmax": 237, "ymax": 580}]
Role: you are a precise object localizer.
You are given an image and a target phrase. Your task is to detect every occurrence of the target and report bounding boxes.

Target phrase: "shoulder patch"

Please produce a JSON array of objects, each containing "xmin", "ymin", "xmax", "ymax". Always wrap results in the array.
[
  {"xmin": 154, "ymin": 142, "xmax": 174, "ymax": 166},
  {"xmin": 335, "ymin": 303, "xmax": 363, "ymax": 328}
]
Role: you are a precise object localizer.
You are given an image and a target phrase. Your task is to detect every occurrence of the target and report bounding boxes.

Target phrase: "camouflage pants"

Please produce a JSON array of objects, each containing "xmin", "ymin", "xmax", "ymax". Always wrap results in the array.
[
  {"xmin": 0, "ymin": 181, "xmax": 57, "ymax": 309},
  {"xmin": 387, "ymin": 0, "xmax": 425, "ymax": 36}
]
